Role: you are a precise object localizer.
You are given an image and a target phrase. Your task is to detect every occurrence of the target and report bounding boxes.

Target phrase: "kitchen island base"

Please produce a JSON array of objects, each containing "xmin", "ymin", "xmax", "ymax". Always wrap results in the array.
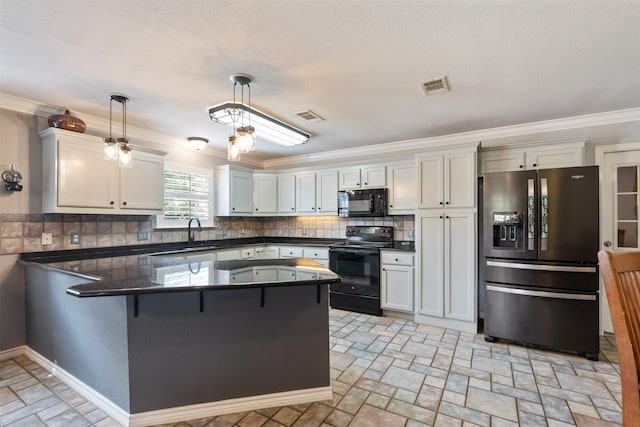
[{"xmin": 24, "ymin": 264, "xmax": 332, "ymax": 427}]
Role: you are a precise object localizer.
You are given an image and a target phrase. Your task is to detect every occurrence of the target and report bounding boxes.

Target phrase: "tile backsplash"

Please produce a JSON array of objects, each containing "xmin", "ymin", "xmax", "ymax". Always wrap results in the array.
[{"xmin": 0, "ymin": 214, "xmax": 415, "ymax": 255}]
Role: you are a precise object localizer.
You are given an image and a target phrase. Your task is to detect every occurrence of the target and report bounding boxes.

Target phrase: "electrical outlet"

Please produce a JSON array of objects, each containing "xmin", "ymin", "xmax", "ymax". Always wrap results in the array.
[
  {"xmin": 137, "ymin": 231, "xmax": 149, "ymax": 241},
  {"xmin": 408, "ymin": 229, "xmax": 414, "ymax": 238},
  {"xmin": 222, "ymin": 229, "xmax": 228, "ymax": 237},
  {"xmin": 240, "ymin": 228, "xmax": 245, "ymax": 235},
  {"xmin": 302, "ymin": 228, "xmax": 308, "ymax": 235},
  {"xmin": 71, "ymin": 232, "xmax": 81, "ymax": 244},
  {"xmin": 41, "ymin": 233, "xmax": 52, "ymax": 245}
]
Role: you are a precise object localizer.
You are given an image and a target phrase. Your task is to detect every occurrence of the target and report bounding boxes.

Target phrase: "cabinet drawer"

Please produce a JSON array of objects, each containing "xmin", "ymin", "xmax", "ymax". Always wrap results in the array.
[
  {"xmin": 280, "ymin": 247, "xmax": 303, "ymax": 258},
  {"xmin": 381, "ymin": 252, "xmax": 414, "ymax": 266},
  {"xmin": 303, "ymin": 248, "xmax": 329, "ymax": 260}
]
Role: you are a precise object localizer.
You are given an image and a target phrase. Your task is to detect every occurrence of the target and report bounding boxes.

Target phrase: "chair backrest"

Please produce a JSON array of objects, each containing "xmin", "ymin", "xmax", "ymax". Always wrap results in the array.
[{"xmin": 598, "ymin": 250, "xmax": 640, "ymax": 426}]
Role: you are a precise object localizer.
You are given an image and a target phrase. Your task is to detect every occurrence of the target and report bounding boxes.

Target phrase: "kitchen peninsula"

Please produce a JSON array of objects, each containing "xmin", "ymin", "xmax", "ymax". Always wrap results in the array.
[{"xmin": 21, "ymin": 245, "xmax": 339, "ymax": 426}]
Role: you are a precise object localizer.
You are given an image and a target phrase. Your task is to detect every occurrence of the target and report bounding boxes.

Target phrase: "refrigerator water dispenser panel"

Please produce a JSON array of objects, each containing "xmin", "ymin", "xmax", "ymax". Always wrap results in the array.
[{"xmin": 492, "ymin": 212, "xmax": 523, "ymax": 249}]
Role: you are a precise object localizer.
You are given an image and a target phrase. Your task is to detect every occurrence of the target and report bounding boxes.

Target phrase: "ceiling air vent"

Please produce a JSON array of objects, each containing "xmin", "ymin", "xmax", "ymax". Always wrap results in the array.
[
  {"xmin": 421, "ymin": 76, "xmax": 449, "ymax": 96},
  {"xmin": 296, "ymin": 110, "xmax": 325, "ymax": 122}
]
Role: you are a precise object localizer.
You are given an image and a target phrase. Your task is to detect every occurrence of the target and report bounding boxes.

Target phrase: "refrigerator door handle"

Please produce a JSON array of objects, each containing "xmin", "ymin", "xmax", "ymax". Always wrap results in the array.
[
  {"xmin": 527, "ymin": 178, "xmax": 535, "ymax": 251},
  {"xmin": 487, "ymin": 285, "xmax": 597, "ymax": 301},
  {"xmin": 540, "ymin": 177, "xmax": 549, "ymax": 251},
  {"xmin": 486, "ymin": 260, "xmax": 597, "ymax": 273}
]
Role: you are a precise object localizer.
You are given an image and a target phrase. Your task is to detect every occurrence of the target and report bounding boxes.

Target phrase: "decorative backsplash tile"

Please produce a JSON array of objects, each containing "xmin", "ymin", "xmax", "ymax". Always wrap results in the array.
[{"xmin": 0, "ymin": 213, "xmax": 415, "ymax": 255}]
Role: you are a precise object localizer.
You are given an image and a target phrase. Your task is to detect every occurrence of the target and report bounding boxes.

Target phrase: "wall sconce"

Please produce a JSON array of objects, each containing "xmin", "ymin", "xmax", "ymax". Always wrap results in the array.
[{"xmin": 2, "ymin": 164, "xmax": 23, "ymax": 192}]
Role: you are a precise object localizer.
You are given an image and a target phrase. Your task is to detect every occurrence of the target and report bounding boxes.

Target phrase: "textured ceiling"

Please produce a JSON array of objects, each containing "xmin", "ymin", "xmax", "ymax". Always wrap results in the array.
[{"xmin": 1, "ymin": 0, "xmax": 639, "ymax": 162}]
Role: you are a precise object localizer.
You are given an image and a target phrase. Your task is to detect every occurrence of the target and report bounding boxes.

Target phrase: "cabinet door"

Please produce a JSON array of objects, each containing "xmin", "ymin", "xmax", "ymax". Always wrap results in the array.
[
  {"xmin": 120, "ymin": 151, "xmax": 164, "ymax": 210},
  {"xmin": 480, "ymin": 151, "xmax": 526, "ymax": 174},
  {"xmin": 339, "ymin": 168, "xmax": 361, "ymax": 189},
  {"xmin": 527, "ymin": 146, "xmax": 584, "ymax": 169},
  {"xmin": 230, "ymin": 169, "xmax": 253, "ymax": 213},
  {"xmin": 57, "ymin": 138, "xmax": 118, "ymax": 208},
  {"xmin": 278, "ymin": 267, "xmax": 298, "ymax": 281},
  {"xmin": 417, "ymin": 154, "xmax": 444, "ymax": 208},
  {"xmin": 316, "ymin": 170, "xmax": 338, "ymax": 214},
  {"xmin": 278, "ymin": 174, "xmax": 296, "ymax": 213},
  {"xmin": 296, "ymin": 173, "xmax": 316, "ymax": 213},
  {"xmin": 417, "ymin": 211, "xmax": 445, "ymax": 316},
  {"xmin": 444, "ymin": 211, "xmax": 476, "ymax": 322},
  {"xmin": 254, "ymin": 267, "xmax": 278, "ymax": 282},
  {"xmin": 253, "ymin": 173, "xmax": 277, "ymax": 214},
  {"xmin": 362, "ymin": 165, "xmax": 386, "ymax": 188},
  {"xmin": 380, "ymin": 264, "xmax": 414, "ymax": 312},
  {"xmin": 445, "ymin": 151, "xmax": 475, "ymax": 208},
  {"xmin": 388, "ymin": 163, "xmax": 415, "ymax": 213}
]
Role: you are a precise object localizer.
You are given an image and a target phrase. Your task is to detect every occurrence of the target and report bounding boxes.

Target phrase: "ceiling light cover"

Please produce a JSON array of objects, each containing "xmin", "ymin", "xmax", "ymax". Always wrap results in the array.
[
  {"xmin": 209, "ymin": 102, "xmax": 310, "ymax": 147},
  {"xmin": 187, "ymin": 136, "xmax": 209, "ymax": 151}
]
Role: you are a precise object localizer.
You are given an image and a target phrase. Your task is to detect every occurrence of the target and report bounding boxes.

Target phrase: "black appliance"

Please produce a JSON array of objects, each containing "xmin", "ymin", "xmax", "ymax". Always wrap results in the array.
[
  {"xmin": 337, "ymin": 188, "xmax": 388, "ymax": 217},
  {"xmin": 329, "ymin": 226, "xmax": 393, "ymax": 315},
  {"xmin": 483, "ymin": 166, "xmax": 600, "ymax": 360}
]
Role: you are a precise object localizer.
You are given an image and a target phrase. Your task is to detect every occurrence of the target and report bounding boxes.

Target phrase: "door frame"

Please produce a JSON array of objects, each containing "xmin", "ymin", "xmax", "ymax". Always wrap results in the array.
[{"xmin": 595, "ymin": 141, "xmax": 640, "ymax": 334}]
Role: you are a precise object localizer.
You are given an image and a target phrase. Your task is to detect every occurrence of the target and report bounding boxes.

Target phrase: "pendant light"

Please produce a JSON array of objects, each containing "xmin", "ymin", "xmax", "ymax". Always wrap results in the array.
[
  {"xmin": 104, "ymin": 95, "xmax": 133, "ymax": 168},
  {"xmin": 232, "ymin": 74, "xmax": 256, "ymax": 153}
]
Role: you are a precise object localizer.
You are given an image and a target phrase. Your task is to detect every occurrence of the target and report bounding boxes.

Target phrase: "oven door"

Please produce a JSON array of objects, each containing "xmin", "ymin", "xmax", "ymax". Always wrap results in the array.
[{"xmin": 329, "ymin": 247, "xmax": 380, "ymax": 297}]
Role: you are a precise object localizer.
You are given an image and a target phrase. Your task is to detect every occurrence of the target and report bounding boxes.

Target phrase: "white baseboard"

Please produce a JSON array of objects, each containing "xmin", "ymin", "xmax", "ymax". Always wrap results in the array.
[
  {"xmin": 0, "ymin": 345, "xmax": 26, "ymax": 361},
  {"xmin": 24, "ymin": 347, "xmax": 130, "ymax": 426},
  {"xmin": 129, "ymin": 386, "xmax": 333, "ymax": 427},
  {"xmin": 23, "ymin": 346, "xmax": 332, "ymax": 427}
]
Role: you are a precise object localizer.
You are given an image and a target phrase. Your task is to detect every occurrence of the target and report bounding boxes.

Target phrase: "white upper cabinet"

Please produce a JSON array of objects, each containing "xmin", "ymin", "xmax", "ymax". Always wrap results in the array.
[
  {"xmin": 338, "ymin": 165, "xmax": 386, "ymax": 189},
  {"xmin": 479, "ymin": 139, "xmax": 586, "ymax": 174},
  {"xmin": 387, "ymin": 161, "xmax": 415, "ymax": 214},
  {"xmin": 120, "ymin": 151, "xmax": 164, "ymax": 211},
  {"xmin": 40, "ymin": 128, "xmax": 164, "ymax": 214},
  {"xmin": 277, "ymin": 173, "xmax": 296, "ymax": 214},
  {"xmin": 296, "ymin": 172, "xmax": 317, "ymax": 214},
  {"xmin": 417, "ymin": 150, "xmax": 476, "ymax": 209},
  {"xmin": 216, "ymin": 165, "xmax": 253, "ymax": 215},
  {"xmin": 315, "ymin": 170, "xmax": 338, "ymax": 214},
  {"xmin": 295, "ymin": 169, "xmax": 338, "ymax": 215},
  {"xmin": 253, "ymin": 172, "xmax": 278, "ymax": 215}
]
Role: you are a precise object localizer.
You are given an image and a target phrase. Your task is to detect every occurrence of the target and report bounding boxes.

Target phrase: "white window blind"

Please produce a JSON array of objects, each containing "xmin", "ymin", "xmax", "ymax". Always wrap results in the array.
[{"xmin": 156, "ymin": 164, "xmax": 214, "ymax": 228}]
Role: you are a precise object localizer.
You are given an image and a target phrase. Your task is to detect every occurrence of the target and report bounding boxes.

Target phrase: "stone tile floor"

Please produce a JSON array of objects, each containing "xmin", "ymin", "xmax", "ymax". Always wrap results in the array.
[{"xmin": 0, "ymin": 309, "xmax": 623, "ymax": 426}]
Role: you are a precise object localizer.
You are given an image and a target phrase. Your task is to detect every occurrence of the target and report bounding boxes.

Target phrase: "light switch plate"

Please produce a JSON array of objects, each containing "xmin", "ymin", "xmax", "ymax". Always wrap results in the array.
[{"xmin": 408, "ymin": 229, "xmax": 414, "ymax": 238}]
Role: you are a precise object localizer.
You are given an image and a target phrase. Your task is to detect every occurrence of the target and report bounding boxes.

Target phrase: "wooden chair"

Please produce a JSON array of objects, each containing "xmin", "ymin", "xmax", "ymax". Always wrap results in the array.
[{"xmin": 598, "ymin": 250, "xmax": 640, "ymax": 426}]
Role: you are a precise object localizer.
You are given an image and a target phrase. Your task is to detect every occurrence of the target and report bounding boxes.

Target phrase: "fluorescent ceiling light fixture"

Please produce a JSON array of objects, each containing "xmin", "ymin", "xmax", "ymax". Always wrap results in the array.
[{"xmin": 209, "ymin": 102, "xmax": 310, "ymax": 147}]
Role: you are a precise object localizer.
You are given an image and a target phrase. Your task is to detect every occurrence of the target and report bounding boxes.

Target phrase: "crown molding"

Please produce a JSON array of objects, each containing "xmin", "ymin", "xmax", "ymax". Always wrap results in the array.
[
  {"xmin": 3, "ymin": 92, "xmax": 638, "ymax": 170},
  {"xmin": 264, "ymin": 107, "xmax": 640, "ymax": 169}
]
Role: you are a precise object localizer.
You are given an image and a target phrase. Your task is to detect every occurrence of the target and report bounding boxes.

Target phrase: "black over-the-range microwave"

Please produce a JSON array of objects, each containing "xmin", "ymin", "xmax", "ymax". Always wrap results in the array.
[{"xmin": 337, "ymin": 188, "xmax": 388, "ymax": 217}]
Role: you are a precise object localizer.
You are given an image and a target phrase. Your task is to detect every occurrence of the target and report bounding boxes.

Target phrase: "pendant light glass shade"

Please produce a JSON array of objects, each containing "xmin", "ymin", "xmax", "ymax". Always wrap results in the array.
[
  {"xmin": 237, "ymin": 125, "xmax": 256, "ymax": 153},
  {"xmin": 104, "ymin": 95, "xmax": 133, "ymax": 167},
  {"xmin": 228, "ymin": 135, "xmax": 241, "ymax": 161}
]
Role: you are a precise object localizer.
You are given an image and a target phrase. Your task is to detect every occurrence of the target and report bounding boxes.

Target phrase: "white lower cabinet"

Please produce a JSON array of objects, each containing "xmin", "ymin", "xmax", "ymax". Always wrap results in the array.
[
  {"xmin": 253, "ymin": 267, "xmax": 279, "ymax": 282},
  {"xmin": 255, "ymin": 246, "xmax": 279, "ymax": 259},
  {"xmin": 416, "ymin": 209, "xmax": 476, "ymax": 332},
  {"xmin": 303, "ymin": 247, "xmax": 329, "ymax": 267},
  {"xmin": 380, "ymin": 250, "xmax": 414, "ymax": 313},
  {"xmin": 278, "ymin": 246, "xmax": 304, "ymax": 258}
]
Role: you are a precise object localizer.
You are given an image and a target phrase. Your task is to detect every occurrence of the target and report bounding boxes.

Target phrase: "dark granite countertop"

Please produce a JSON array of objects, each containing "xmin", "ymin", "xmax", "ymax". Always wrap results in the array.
[
  {"xmin": 57, "ymin": 255, "xmax": 340, "ymax": 297},
  {"xmin": 20, "ymin": 237, "xmax": 417, "ymax": 298}
]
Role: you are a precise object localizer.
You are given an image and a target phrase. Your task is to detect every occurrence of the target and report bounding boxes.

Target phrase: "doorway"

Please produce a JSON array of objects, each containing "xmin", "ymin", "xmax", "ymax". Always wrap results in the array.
[{"xmin": 596, "ymin": 142, "xmax": 640, "ymax": 333}]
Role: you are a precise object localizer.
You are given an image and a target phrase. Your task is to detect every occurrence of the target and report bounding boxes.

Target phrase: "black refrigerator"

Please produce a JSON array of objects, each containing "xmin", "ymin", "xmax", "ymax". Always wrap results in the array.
[{"xmin": 482, "ymin": 166, "xmax": 600, "ymax": 360}]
